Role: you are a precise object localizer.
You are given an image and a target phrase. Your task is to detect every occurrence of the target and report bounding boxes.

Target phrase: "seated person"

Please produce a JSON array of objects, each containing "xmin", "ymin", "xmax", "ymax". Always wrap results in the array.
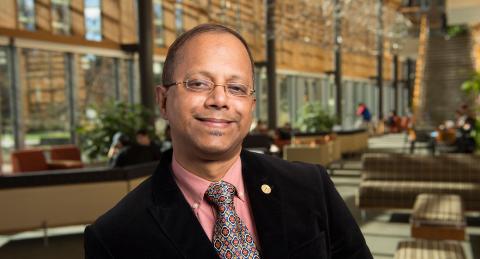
[
  {"xmin": 276, "ymin": 122, "xmax": 293, "ymax": 140},
  {"xmin": 252, "ymin": 119, "xmax": 269, "ymax": 134},
  {"xmin": 108, "ymin": 132, "xmax": 131, "ymax": 164},
  {"xmin": 111, "ymin": 129, "xmax": 162, "ymax": 168},
  {"xmin": 386, "ymin": 110, "xmax": 400, "ymax": 133}
]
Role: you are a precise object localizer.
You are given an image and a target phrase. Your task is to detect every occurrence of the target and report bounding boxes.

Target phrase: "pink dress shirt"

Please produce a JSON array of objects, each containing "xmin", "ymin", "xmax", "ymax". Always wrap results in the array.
[{"xmin": 171, "ymin": 154, "xmax": 259, "ymax": 247}]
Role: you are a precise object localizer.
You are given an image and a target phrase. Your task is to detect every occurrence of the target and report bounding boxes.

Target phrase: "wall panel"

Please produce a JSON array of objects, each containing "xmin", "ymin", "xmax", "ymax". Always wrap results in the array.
[{"xmin": 0, "ymin": 0, "xmax": 17, "ymax": 29}]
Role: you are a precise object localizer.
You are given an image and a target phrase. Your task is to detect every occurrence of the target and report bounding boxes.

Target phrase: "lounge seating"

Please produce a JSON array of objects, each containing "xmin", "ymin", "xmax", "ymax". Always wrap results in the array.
[
  {"xmin": 10, "ymin": 146, "xmax": 84, "ymax": 173},
  {"xmin": 50, "ymin": 145, "xmax": 82, "ymax": 161},
  {"xmin": 284, "ymin": 129, "xmax": 367, "ymax": 166},
  {"xmin": 49, "ymin": 145, "xmax": 84, "ymax": 169},
  {"xmin": 11, "ymin": 149, "xmax": 49, "ymax": 173},
  {"xmin": 284, "ymin": 132, "xmax": 340, "ymax": 165},
  {"xmin": 411, "ymin": 194, "xmax": 465, "ymax": 241},
  {"xmin": 394, "ymin": 240, "xmax": 466, "ymax": 259},
  {"xmin": 335, "ymin": 129, "xmax": 368, "ymax": 155},
  {"xmin": 357, "ymin": 153, "xmax": 480, "ymax": 211}
]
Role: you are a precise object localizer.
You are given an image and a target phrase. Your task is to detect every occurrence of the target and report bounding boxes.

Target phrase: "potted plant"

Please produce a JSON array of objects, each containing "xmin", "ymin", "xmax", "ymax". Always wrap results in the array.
[
  {"xmin": 295, "ymin": 101, "xmax": 336, "ymax": 133},
  {"xmin": 461, "ymin": 72, "xmax": 480, "ymax": 151},
  {"xmin": 76, "ymin": 101, "xmax": 157, "ymax": 161}
]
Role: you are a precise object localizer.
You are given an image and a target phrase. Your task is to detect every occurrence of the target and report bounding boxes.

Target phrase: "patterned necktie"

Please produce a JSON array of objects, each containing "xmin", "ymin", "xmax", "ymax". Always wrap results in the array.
[{"xmin": 205, "ymin": 181, "xmax": 260, "ymax": 259}]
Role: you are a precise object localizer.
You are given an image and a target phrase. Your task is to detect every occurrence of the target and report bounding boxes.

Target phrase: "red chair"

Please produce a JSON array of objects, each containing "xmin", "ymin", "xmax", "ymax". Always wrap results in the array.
[
  {"xmin": 50, "ymin": 145, "xmax": 82, "ymax": 161},
  {"xmin": 49, "ymin": 145, "xmax": 84, "ymax": 169},
  {"xmin": 11, "ymin": 149, "xmax": 49, "ymax": 173}
]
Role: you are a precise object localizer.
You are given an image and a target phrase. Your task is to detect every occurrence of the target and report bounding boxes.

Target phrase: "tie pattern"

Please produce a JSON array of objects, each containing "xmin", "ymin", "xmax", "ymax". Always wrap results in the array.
[{"xmin": 205, "ymin": 181, "xmax": 260, "ymax": 259}]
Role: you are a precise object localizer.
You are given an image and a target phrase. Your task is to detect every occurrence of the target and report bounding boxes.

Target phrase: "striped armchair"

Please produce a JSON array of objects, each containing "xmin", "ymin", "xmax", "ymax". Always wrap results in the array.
[{"xmin": 357, "ymin": 153, "xmax": 480, "ymax": 211}]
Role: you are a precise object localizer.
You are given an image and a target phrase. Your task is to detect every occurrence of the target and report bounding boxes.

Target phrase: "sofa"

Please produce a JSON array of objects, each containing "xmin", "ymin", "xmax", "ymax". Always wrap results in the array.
[
  {"xmin": 283, "ymin": 129, "xmax": 367, "ymax": 166},
  {"xmin": 356, "ymin": 153, "xmax": 480, "ymax": 211}
]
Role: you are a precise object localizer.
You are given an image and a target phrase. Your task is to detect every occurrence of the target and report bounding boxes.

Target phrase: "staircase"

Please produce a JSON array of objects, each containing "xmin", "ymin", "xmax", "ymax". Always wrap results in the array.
[{"xmin": 419, "ymin": 30, "xmax": 475, "ymax": 127}]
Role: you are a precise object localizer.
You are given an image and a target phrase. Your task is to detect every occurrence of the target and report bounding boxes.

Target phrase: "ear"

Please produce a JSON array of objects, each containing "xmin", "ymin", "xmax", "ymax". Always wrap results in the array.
[
  {"xmin": 251, "ymin": 97, "xmax": 257, "ymax": 113},
  {"xmin": 155, "ymin": 85, "xmax": 169, "ymax": 120}
]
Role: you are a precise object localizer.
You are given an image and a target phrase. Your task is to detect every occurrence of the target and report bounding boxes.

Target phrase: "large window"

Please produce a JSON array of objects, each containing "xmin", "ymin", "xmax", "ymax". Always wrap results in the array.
[
  {"xmin": 254, "ymin": 67, "xmax": 268, "ymax": 124},
  {"xmin": 175, "ymin": 0, "xmax": 184, "ymax": 36},
  {"xmin": 277, "ymin": 75, "xmax": 292, "ymax": 127},
  {"xmin": 51, "ymin": 0, "xmax": 71, "ymax": 35},
  {"xmin": 17, "ymin": 0, "xmax": 36, "ymax": 31},
  {"xmin": 153, "ymin": 0, "xmax": 165, "ymax": 47},
  {"xmin": 0, "ymin": 47, "xmax": 13, "ymax": 167},
  {"xmin": 153, "ymin": 61, "xmax": 163, "ymax": 86},
  {"xmin": 76, "ymin": 54, "xmax": 116, "ymax": 122},
  {"xmin": 85, "ymin": 0, "xmax": 102, "ymax": 41},
  {"xmin": 118, "ymin": 59, "xmax": 131, "ymax": 103},
  {"xmin": 342, "ymin": 81, "xmax": 355, "ymax": 129},
  {"xmin": 20, "ymin": 49, "xmax": 70, "ymax": 147}
]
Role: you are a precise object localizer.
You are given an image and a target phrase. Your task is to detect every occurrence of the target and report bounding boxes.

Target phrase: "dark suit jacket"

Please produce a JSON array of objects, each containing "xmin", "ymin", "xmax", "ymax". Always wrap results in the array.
[{"xmin": 84, "ymin": 149, "xmax": 372, "ymax": 259}]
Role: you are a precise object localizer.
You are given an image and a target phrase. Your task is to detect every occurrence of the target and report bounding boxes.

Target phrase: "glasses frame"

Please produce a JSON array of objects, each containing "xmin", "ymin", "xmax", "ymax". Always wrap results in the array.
[{"xmin": 165, "ymin": 79, "xmax": 256, "ymax": 97}]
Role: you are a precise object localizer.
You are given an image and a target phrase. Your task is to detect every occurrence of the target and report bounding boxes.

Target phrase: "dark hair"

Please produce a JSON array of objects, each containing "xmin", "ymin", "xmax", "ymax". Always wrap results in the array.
[
  {"xmin": 136, "ymin": 128, "xmax": 148, "ymax": 136},
  {"xmin": 162, "ymin": 23, "xmax": 255, "ymax": 89}
]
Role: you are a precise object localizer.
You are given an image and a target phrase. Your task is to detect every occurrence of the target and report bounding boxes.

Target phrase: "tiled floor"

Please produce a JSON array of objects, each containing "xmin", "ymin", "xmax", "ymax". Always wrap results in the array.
[{"xmin": 0, "ymin": 133, "xmax": 479, "ymax": 258}]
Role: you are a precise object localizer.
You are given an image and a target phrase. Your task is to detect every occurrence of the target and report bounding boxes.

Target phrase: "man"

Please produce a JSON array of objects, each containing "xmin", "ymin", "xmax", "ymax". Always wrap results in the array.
[
  {"xmin": 84, "ymin": 24, "xmax": 372, "ymax": 259},
  {"xmin": 356, "ymin": 103, "xmax": 373, "ymax": 135}
]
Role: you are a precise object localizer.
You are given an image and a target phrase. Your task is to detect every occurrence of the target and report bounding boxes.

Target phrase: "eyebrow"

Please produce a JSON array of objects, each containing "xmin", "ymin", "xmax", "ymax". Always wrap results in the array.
[{"xmin": 185, "ymin": 70, "xmax": 247, "ymax": 82}]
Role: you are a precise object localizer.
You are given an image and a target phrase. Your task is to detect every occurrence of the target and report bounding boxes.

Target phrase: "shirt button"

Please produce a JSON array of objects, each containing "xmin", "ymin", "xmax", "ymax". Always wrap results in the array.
[{"xmin": 192, "ymin": 202, "xmax": 199, "ymax": 209}]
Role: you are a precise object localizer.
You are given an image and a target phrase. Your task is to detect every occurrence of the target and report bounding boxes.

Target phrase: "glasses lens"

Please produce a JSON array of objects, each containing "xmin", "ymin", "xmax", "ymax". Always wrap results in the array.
[
  {"xmin": 226, "ymin": 83, "xmax": 249, "ymax": 97},
  {"xmin": 185, "ymin": 79, "xmax": 212, "ymax": 91}
]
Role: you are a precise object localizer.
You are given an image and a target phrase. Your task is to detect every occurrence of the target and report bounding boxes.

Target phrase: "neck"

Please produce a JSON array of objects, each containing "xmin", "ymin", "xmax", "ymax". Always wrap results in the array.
[{"xmin": 173, "ymin": 148, "xmax": 241, "ymax": 182}]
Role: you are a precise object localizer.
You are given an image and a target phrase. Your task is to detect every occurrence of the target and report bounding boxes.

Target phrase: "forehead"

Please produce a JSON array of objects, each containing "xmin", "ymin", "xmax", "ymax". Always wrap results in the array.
[{"xmin": 175, "ymin": 32, "xmax": 252, "ymax": 77}]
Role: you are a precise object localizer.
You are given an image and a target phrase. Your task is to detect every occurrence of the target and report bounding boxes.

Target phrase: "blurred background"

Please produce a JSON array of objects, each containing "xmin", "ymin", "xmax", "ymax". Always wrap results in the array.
[{"xmin": 0, "ymin": 0, "xmax": 479, "ymax": 258}]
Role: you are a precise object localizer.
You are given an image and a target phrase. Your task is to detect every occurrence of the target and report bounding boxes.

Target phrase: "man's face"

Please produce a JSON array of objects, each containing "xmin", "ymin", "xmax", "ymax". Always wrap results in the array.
[{"xmin": 157, "ymin": 32, "xmax": 255, "ymax": 159}]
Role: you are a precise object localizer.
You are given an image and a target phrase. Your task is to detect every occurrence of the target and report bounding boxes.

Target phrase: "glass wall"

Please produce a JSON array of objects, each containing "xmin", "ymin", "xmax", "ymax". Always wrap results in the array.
[
  {"xmin": 153, "ymin": 61, "xmax": 163, "ymax": 86},
  {"xmin": 20, "ymin": 49, "xmax": 70, "ymax": 147},
  {"xmin": 0, "ymin": 47, "xmax": 13, "ymax": 166},
  {"xmin": 51, "ymin": 0, "xmax": 71, "ymax": 35},
  {"xmin": 17, "ymin": 0, "xmax": 36, "ymax": 31},
  {"xmin": 76, "ymin": 54, "xmax": 116, "ymax": 123},
  {"xmin": 342, "ymin": 81, "xmax": 354, "ymax": 128},
  {"xmin": 382, "ymin": 84, "xmax": 396, "ymax": 117},
  {"xmin": 254, "ymin": 67, "xmax": 268, "ymax": 123},
  {"xmin": 274, "ymin": 74, "xmax": 329, "ymax": 128},
  {"xmin": 84, "ymin": 0, "xmax": 102, "ymax": 41},
  {"xmin": 277, "ymin": 75, "xmax": 293, "ymax": 127},
  {"xmin": 118, "ymin": 59, "xmax": 131, "ymax": 103},
  {"xmin": 175, "ymin": 0, "xmax": 184, "ymax": 36},
  {"xmin": 153, "ymin": 0, "xmax": 165, "ymax": 47}
]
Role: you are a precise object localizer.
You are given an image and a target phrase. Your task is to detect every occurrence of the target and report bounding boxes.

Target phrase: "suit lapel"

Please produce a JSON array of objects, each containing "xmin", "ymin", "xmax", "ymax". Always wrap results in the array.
[
  {"xmin": 147, "ymin": 150, "xmax": 219, "ymax": 259},
  {"xmin": 241, "ymin": 150, "xmax": 289, "ymax": 259}
]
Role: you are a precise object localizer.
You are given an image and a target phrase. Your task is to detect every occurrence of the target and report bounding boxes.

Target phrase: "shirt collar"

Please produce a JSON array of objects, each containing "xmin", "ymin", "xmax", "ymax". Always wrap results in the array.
[{"xmin": 171, "ymin": 154, "xmax": 246, "ymax": 208}]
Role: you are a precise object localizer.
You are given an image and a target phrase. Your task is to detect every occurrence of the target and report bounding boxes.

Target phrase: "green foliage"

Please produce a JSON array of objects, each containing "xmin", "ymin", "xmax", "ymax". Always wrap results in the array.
[
  {"xmin": 296, "ymin": 102, "xmax": 336, "ymax": 133},
  {"xmin": 475, "ymin": 120, "xmax": 480, "ymax": 151},
  {"xmin": 76, "ymin": 101, "xmax": 156, "ymax": 161},
  {"xmin": 447, "ymin": 25, "xmax": 468, "ymax": 38},
  {"xmin": 461, "ymin": 72, "xmax": 480, "ymax": 95},
  {"xmin": 462, "ymin": 73, "xmax": 480, "ymax": 151}
]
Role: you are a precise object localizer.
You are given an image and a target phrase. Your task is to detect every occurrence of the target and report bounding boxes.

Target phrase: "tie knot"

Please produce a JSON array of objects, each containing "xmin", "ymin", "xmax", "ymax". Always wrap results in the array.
[{"xmin": 205, "ymin": 181, "xmax": 236, "ymax": 207}]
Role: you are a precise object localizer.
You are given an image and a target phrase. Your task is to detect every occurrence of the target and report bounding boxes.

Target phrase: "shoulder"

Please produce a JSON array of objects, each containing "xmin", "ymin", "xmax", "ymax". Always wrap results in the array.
[{"xmin": 89, "ymin": 177, "xmax": 154, "ymax": 237}]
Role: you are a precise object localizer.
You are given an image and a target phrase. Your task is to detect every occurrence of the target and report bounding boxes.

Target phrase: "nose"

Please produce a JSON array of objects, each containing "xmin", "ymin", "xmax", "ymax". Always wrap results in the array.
[{"xmin": 204, "ymin": 84, "xmax": 229, "ymax": 110}]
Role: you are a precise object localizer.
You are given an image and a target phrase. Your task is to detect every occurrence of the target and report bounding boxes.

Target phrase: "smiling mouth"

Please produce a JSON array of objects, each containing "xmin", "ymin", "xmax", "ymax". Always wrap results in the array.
[{"xmin": 195, "ymin": 117, "xmax": 235, "ymax": 127}]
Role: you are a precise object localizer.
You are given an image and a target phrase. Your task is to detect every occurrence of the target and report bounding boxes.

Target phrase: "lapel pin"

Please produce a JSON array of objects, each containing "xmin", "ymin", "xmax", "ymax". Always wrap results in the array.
[{"xmin": 261, "ymin": 184, "xmax": 272, "ymax": 194}]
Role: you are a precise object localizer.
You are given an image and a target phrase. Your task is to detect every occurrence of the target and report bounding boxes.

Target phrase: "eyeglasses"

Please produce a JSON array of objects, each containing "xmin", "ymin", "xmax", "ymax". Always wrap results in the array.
[{"xmin": 165, "ymin": 79, "xmax": 255, "ymax": 97}]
